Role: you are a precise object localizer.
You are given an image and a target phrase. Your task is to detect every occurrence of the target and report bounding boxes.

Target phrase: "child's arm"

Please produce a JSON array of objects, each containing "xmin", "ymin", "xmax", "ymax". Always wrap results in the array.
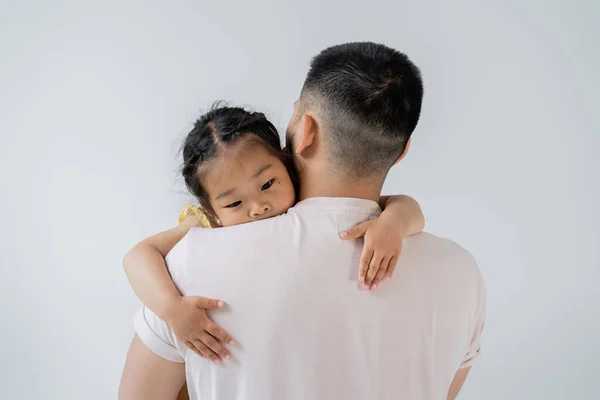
[
  {"xmin": 123, "ymin": 216, "xmax": 235, "ymax": 364},
  {"xmin": 340, "ymin": 195, "xmax": 425, "ymax": 290},
  {"xmin": 377, "ymin": 195, "xmax": 425, "ymax": 236}
]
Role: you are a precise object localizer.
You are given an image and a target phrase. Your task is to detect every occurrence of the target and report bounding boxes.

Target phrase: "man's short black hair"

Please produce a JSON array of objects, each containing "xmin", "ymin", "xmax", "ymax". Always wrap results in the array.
[{"xmin": 301, "ymin": 42, "xmax": 423, "ymax": 177}]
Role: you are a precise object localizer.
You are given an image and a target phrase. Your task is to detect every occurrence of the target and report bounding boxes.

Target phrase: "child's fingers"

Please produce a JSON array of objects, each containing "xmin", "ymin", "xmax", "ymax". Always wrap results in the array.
[
  {"xmin": 365, "ymin": 254, "xmax": 384, "ymax": 288},
  {"xmin": 198, "ymin": 332, "xmax": 232, "ymax": 361},
  {"xmin": 340, "ymin": 221, "xmax": 372, "ymax": 240},
  {"xmin": 358, "ymin": 247, "xmax": 374, "ymax": 284},
  {"xmin": 192, "ymin": 339, "xmax": 222, "ymax": 364},
  {"xmin": 186, "ymin": 340, "xmax": 213, "ymax": 361},
  {"xmin": 370, "ymin": 257, "xmax": 389, "ymax": 290},
  {"xmin": 185, "ymin": 341, "xmax": 207, "ymax": 359},
  {"xmin": 206, "ymin": 320, "xmax": 237, "ymax": 346},
  {"xmin": 385, "ymin": 254, "xmax": 400, "ymax": 281},
  {"xmin": 192, "ymin": 296, "xmax": 226, "ymax": 310}
]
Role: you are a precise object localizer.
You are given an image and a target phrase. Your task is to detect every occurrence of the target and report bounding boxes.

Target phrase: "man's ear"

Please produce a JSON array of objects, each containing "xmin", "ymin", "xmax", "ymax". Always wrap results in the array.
[
  {"xmin": 392, "ymin": 138, "xmax": 412, "ymax": 166},
  {"xmin": 294, "ymin": 113, "xmax": 318, "ymax": 156}
]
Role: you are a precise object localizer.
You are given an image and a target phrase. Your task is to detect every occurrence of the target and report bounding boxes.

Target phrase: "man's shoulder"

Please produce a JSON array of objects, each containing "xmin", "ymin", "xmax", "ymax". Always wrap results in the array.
[
  {"xmin": 188, "ymin": 213, "xmax": 295, "ymax": 239},
  {"xmin": 403, "ymin": 232, "xmax": 482, "ymax": 281},
  {"xmin": 174, "ymin": 214, "xmax": 297, "ymax": 263},
  {"xmin": 406, "ymin": 231, "xmax": 475, "ymax": 256}
]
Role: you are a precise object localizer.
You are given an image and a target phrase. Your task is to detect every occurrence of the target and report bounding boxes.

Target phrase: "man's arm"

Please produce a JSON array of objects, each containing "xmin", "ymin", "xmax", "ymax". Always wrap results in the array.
[
  {"xmin": 447, "ymin": 367, "xmax": 470, "ymax": 400},
  {"xmin": 447, "ymin": 269, "xmax": 486, "ymax": 399},
  {"xmin": 119, "ymin": 335, "xmax": 186, "ymax": 400}
]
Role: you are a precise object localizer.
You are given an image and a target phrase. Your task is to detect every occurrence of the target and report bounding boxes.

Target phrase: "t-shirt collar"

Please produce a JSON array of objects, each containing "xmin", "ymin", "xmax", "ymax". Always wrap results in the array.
[{"xmin": 292, "ymin": 197, "xmax": 381, "ymax": 216}]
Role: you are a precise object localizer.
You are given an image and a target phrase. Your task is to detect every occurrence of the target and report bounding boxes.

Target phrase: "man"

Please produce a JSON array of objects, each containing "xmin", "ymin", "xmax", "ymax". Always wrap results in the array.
[{"xmin": 120, "ymin": 42, "xmax": 485, "ymax": 400}]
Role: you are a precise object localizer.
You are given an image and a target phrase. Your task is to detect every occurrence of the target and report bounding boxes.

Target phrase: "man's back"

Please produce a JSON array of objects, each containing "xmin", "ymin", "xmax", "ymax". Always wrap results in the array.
[{"xmin": 135, "ymin": 198, "xmax": 485, "ymax": 400}]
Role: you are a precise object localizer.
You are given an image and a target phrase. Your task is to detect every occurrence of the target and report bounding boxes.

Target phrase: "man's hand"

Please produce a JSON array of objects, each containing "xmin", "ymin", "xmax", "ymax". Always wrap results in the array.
[
  {"xmin": 165, "ymin": 296, "xmax": 236, "ymax": 364},
  {"xmin": 340, "ymin": 218, "xmax": 404, "ymax": 290}
]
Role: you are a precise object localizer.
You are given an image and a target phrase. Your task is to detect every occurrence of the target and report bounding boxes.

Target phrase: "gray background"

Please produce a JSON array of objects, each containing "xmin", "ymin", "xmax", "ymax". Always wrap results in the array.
[{"xmin": 1, "ymin": 0, "xmax": 598, "ymax": 399}]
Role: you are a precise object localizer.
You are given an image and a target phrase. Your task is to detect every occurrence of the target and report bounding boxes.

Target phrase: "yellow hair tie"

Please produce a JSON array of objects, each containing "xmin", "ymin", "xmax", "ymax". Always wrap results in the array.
[{"xmin": 178, "ymin": 205, "xmax": 213, "ymax": 228}]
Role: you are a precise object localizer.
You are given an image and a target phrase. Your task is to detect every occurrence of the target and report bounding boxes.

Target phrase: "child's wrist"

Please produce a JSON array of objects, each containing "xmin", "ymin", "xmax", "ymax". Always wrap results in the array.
[
  {"xmin": 381, "ymin": 207, "xmax": 411, "ymax": 238},
  {"xmin": 379, "ymin": 218, "xmax": 409, "ymax": 239},
  {"xmin": 160, "ymin": 295, "xmax": 183, "ymax": 321}
]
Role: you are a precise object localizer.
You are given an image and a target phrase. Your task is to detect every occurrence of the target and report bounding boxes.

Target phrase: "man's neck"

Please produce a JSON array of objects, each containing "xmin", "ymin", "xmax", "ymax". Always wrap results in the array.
[{"xmin": 298, "ymin": 169, "xmax": 384, "ymax": 203}]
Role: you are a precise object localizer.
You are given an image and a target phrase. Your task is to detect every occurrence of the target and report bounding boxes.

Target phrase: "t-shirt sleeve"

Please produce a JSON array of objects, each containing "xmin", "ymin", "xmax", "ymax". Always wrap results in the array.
[
  {"xmin": 134, "ymin": 306, "xmax": 184, "ymax": 363},
  {"xmin": 132, "ymin": 233, "xmax": 189, "ymax": 363},
  {"xmin": 460, "ymin": 277, "xmax": 486, "ymax": 368}
]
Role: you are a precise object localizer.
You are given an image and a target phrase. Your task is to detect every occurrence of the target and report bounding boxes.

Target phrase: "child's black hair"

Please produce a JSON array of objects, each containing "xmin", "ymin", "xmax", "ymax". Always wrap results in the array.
[{"xmin": 181, "ymin": 104, "xmax": 299, "ymax": 207}]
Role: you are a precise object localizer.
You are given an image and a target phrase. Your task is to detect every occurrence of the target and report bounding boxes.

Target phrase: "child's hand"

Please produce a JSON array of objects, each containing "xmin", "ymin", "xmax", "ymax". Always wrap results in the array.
[
  {"xmin": 165, "ymin": 296, "xmax": 237, "ymax": 364},
  {"xmin": 340, "ymin": 217, "xmax": 405, "ymax": 290}
]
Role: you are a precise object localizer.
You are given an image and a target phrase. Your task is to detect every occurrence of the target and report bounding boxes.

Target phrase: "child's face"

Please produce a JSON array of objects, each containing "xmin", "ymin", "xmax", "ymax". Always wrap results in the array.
[{"xmin": 202, "ymin": 142, "xmax": 296, "ymax": 227}]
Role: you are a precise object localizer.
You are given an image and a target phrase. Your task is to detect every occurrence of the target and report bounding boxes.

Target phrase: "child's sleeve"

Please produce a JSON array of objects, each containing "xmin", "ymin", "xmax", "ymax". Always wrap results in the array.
[{"xmin": 179, "ymin": 205, "xmax": 214, "ymax": 228}]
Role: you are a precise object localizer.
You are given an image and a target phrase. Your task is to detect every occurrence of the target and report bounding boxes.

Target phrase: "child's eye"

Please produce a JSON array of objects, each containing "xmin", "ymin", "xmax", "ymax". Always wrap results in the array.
[
  {"xmin": 225, "ymin": 201, "xmax": 242, "ymax": 208},
  {"xmin": 261, "ymin": 178, "xmax": 275, "ymax": 191}
]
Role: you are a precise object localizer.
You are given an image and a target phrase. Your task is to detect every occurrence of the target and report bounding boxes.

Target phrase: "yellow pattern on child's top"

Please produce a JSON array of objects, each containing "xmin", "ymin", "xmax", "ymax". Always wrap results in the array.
[{"xmin": 178, "ymin": 205, "xmax": 213, "ymax": 228}]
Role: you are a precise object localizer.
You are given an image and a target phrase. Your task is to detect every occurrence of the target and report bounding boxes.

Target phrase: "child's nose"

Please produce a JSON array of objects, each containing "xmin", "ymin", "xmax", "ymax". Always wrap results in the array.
[{"xmin": 251, "ymin": 203, "xmax": 271, "ymax": 218}]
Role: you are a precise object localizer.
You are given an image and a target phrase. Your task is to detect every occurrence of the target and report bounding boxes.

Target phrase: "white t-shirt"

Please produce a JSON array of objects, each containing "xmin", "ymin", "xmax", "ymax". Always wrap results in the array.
[{"xmin": 135, "ymin": 197, "xmax": 485, "ymax": 400}]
